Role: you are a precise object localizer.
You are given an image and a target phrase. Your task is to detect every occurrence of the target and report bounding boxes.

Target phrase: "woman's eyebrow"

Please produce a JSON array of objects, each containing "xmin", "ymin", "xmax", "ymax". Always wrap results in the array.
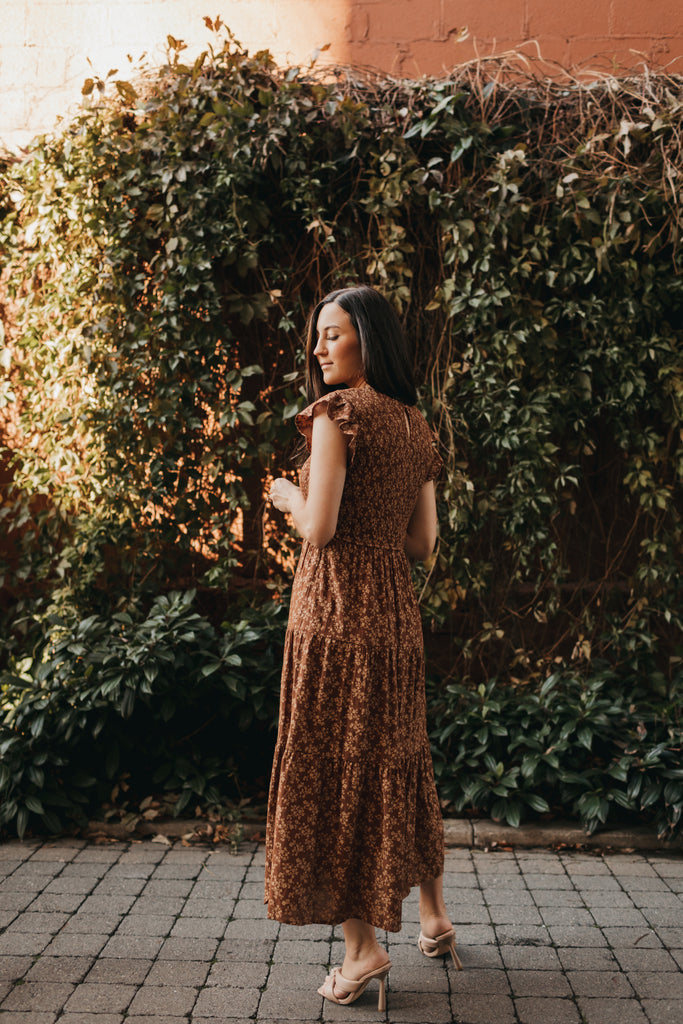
[{"xmin": 319, "ymin": 323, "xmax": 340, "ymax": 332}]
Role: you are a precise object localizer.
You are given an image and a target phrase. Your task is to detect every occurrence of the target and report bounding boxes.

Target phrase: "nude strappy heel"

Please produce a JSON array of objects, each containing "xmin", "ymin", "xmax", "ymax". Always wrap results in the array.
[
  {"xmin": 318, "ymin": 960, "xmax": 392, "ymax": 1010},
  {"xmin": 418, "ymin": 928, "xmax": 463, "ymax": 970}
]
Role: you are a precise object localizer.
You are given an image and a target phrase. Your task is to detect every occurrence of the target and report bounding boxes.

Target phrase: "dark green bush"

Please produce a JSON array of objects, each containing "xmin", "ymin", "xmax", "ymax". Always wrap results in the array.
[
  {"xmin": 1, "ymin": 23, "xmax": 681, "ymax": 836},
  {"xmin": 429, "ymin": 669, "xmax": 683, "ymax": 838},
  {"xmin": 0, "ymin": 589, "xmax": 285, "ymax": 836}
]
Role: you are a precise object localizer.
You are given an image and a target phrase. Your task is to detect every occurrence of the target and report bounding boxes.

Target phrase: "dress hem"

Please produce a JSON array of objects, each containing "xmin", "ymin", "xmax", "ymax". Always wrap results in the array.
[{"xmin": 264, "ymin": 863, "xmax": 444, "ymax": 933}]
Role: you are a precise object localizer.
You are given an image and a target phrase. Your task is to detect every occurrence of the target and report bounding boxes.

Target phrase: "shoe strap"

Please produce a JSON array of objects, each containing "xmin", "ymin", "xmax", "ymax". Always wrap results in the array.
[
  {"xmin": 329, "ymin": 967, "xmax": 360, "ymax": 997},
  {"xmin": 419, "ymin": 931, "xmax": 439, "ymax": 952}
]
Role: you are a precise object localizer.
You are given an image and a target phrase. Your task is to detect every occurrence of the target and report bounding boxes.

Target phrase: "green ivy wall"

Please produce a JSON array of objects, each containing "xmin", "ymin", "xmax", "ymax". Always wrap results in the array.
[{"xmin": 0, "ymin": 29, "xmax": 681, "ymax": 838}]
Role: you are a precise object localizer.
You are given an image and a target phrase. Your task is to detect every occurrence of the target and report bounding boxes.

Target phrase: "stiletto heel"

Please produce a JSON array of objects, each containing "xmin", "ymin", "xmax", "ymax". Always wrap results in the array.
[
  {"xmin": 318, "ymin": 960, "xmax": 392, "ymax": 1008},
  {"xmin": 418, "ymin": 929, "xmax": 463, "ymax": 970}
]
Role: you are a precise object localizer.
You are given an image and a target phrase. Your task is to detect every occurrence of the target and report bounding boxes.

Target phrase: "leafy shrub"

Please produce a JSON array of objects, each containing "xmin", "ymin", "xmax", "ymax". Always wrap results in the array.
[
  {"xmin": 0, "ymin": 589, "xmax": 286, "ymax": 837},
  {"xmin": 429, "ymin": 668, "xmax": 683, "ymax": 838}
]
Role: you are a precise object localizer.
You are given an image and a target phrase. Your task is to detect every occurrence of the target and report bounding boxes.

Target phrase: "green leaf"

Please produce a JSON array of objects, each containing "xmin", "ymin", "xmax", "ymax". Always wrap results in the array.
[
  {"xmin": 24, "ymin": 794, "xmax": 45, "ymax": 815},
  {"xmin": 523, "ymin": 793, "xmax": 550, "ymax": 814},
  {"xmin": 17, "ymin": 806, "xmax": 29, "ymax": 839}
]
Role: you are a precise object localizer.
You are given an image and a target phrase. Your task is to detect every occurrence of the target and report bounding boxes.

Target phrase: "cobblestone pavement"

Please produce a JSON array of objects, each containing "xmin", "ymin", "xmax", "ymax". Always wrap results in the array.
[{"xmin": 1, "ymin": 838, "xmax": 682, "ymax": 1024}]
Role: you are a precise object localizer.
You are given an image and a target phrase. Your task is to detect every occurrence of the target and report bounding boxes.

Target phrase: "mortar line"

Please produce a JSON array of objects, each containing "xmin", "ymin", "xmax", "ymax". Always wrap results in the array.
[
  {"xmin": 30, "ymin": 835, "xmax": 128, "ymax": 956},
  {"xmin": 560, "ymin": 848, "xmax": 655, "ymax": 1020},
  {"xmin": 469, "ymin": 847, "xmax": 523, "ymax": 1023},
  {"xmin": 243, "ymin": 839, "xmax": 282, "ymax": 1024},
  {"xmin": 58, "ymin": 838, "xmax": 170, "ymax": 1017}
]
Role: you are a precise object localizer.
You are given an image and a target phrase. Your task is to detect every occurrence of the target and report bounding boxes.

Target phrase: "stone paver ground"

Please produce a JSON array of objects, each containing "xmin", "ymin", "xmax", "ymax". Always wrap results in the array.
[{"xmin": 0, "ymin": 837, "xmax": 682, "ymax": 1023}]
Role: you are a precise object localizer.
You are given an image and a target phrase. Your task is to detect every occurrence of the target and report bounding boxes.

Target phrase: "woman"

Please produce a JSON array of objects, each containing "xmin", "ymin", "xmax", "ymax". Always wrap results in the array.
[{"xmin": 265, "ymin": 285, "xmax": 461, "ymax": 1010}]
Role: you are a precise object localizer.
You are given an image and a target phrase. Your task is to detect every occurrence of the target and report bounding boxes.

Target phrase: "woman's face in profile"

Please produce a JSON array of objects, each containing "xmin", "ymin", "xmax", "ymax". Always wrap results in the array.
[{"xmin": 314, "ymin": 302, "xmax": 365, "ymax": 389}]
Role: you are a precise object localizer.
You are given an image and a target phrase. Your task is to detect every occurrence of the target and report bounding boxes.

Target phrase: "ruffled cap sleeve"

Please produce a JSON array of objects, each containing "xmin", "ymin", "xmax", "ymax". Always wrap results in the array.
[{"xmin": 295, "ymin": 391, "xmax": 359, "ymax": 461}]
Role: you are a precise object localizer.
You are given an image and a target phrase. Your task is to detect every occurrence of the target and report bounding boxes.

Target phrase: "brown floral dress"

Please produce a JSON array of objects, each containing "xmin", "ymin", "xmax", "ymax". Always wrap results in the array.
[{"xmin": 264, "ymin": 385, "xmax": 444, "ymax": 932}]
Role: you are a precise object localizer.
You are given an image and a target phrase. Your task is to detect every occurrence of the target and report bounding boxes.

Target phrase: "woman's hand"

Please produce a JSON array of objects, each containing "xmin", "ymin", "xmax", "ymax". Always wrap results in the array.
[{"xmin": 269, "ymin": 477, "xmax": 301, "ymax": 513}]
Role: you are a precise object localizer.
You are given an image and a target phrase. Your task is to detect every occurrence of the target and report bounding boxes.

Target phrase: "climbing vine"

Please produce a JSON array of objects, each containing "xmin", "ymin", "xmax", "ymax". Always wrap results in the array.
[{"xmin": 1, "ymin": 21, "xmax": 681, "ymax": 836}]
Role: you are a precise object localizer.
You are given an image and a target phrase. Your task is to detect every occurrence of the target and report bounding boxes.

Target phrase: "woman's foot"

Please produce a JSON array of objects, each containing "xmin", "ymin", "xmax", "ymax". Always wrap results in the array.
[
  {"xmin": 318, "ymin": 961, "xmax": 391, "ymax": 1011},
  {"xmin": 341, "ymin": 943, "xmax": 391, "ymax": 983},
  {"xmin": 419, "ymin": 875, "xmax": 452, "ymax": 940},
  {"xmin": 417, "ymin": 927, "xmax": 463, "ymax": 970},
  {"xmin": 419, "ymin": 911, "xmax": 453, "ymax": 940},
  {"xmin": 337, "ymin": 918, "xmax": 390, "ymax": 989},
  {"xmin": 419, "ymin": 876, "xmax": 462, "ymax": 970}
]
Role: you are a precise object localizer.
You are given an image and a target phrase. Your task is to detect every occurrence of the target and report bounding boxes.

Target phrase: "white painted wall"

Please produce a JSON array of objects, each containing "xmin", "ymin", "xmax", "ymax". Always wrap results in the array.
[{"xmin": 0, "ymin": 0, "xmax": 348, "ymax": 151}]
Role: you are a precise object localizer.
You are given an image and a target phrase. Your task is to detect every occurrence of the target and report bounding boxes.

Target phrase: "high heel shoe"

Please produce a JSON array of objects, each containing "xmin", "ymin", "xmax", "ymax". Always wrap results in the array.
[
  {"xmin": 317, "ymin": 960, "xmax": 392, "ymax": 1011},
  {"xmin": 418, "ymin": 929, "xmax": 463, "ymax": 970}
]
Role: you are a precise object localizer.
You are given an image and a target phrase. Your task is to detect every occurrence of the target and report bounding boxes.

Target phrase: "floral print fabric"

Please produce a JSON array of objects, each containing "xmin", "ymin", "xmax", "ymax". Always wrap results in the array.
[{"xmin": 264, "ymin": 386, "xmax": 444, "ymax": 932}]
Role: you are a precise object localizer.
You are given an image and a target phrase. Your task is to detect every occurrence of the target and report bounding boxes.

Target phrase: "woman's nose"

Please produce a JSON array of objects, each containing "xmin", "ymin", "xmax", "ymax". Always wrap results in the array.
[{"xmin": 314, "ymin": 337, "xmax": 326, "ymax": 356}]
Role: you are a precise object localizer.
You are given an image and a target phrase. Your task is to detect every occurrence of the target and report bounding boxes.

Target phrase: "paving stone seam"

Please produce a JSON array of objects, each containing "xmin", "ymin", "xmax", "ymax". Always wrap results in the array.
[
  {"xmin": 611, "ymin": 851, "xmax": 680, "ymax": 954},
  {"xmin": 579, "ymin": 851, "xmax": 664, "ymax": 1020},
  {"xmin": 594, "ymin": 849, "xmax": 661, "ymax": 946},
  {"xmin": 27, "ymin": 838, "xmax": 142, "ymax": 993},
  {"xmin": 1, "ymin": 838, "xmax": 100, "ymax": 976},
  {"xmin": 516, "ymin": 848, "xmax": 677, "ymax": 1024},
  {"xmin": 0, "ymin": 839, "xmax": 89, "ymax": 989},
  {"xmin": 512, "ymin": 848, "xmax": 566, "ymax": 1020},
  {"xmin": 233, "ymin": 843, "xmax": 274, "ymax": 1022},
  {"xmin": 473, "ymin": 847, "xmax": 644, "ymax": 1024},
  {"xmin": 128, "ymin": 839, "xmax": 253, "ymax": 1016},
  {"xmin": 101, "ymin": 840, "xmax": 189, "ymax": 974},
  {"xmin": 0, "ymin": 838, "xmax": 238, "ymax": 1013}
]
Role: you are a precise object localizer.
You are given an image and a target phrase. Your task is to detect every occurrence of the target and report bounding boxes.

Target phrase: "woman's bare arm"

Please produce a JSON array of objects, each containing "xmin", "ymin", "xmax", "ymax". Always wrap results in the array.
[
  {"xmin": 269, "ymin": 408, "xmax": 347, "ymax": 548},
  {"xmin": 404, "ymin": 480, "xmax": 438, "ymax": 561}
]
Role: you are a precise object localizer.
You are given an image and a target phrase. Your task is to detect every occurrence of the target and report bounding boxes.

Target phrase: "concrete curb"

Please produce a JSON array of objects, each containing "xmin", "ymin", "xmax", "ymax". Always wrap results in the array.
[
  {"xmin": 84, "ymin": 816, "xmax": 683, "ymax": 852},
  {"xmin": 443, "ymin": 818, "xmax": 683, "ymax": 852}
]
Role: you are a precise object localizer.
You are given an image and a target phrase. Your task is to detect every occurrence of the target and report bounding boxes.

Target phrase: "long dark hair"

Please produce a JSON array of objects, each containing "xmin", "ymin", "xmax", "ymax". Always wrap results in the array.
[{"xmin": 304, "ymin": 285, "xmax": 417, "ymax": 406}]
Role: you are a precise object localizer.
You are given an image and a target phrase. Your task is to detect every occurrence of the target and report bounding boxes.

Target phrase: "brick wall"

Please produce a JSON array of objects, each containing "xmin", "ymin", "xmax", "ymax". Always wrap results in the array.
[
  {"xmin": 0, "ymin": 0, "xmax": 349, "ymax": 150},
  {"xmin": 1, "ymin": 0, "xmax": 682, "ymax": 151},
  {"xmin": 363, "ymin": 0, "xmax": 683, "ymax": 77}
]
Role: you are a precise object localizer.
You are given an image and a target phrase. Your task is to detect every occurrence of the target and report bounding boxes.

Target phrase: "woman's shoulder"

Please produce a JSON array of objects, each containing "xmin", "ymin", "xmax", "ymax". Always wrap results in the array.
[
  {"xmin": 297, "ymin": 385, "xmax": 416, "ymax": 438},
  {"xmin": 295, "ymin": 389, "xmax": 362, "ymax": 455},
  {"xmin": 309, "ymin": 385, "xmax": 386, "ymax": 421},
  {"xmin": 298, "ymin": 387, "xmax": 366, "ymax": 425}
]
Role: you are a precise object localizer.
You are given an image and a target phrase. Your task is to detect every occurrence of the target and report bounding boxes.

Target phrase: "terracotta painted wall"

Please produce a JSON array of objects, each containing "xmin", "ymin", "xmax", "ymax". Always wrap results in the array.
[
  {"xmin": 1, "ymin": 1, "xmax": 682, "ymax": 150},
  {"xmin": 346, "ymin": 0, "xmax": 683, "ymax": 76}
]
